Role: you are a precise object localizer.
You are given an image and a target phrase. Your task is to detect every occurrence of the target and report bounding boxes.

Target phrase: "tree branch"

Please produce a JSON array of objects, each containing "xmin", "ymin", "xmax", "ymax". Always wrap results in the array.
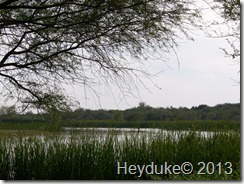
[{"xmin": 0, "ymin": 72, "xmax": 42, "ymax": 103}]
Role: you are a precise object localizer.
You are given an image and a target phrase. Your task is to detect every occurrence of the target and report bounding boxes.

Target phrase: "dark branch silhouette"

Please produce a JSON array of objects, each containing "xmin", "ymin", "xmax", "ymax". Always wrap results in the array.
[{"xmin": 0, "ymin": 0, "xmax": 201, "ymax": 111}]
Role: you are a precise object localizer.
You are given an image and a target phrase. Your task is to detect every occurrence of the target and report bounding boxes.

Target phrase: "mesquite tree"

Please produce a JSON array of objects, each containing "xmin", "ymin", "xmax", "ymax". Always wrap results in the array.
[
  {"xmin": 0, "ymin": 0, "xmax": 201, "ymax": 111},
  {"xmin": 203, "ymin": 0, "xmax": 240, "ymax": 62}
]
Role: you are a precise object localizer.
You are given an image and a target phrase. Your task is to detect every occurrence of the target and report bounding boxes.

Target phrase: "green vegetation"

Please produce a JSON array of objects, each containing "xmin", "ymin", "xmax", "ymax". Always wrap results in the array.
[
  {"xmin": 0, "ymin": 130, "xmax": 240, "ymax": 180},
  {"xmin": 0, "ymin": 103, "xmax": 240, "ymax": 180},
  {"xmin": 67, "ymin": 103, "xmax": 240, "ymax": 122},
  {"xmin": 0, "ymin": 103, "xmax": 240, "ymax": 131},
  {"xmin": 0, "ymin": 0, "xmax": 203, "ymax": 112},
  {"xmin": 62, "ymin": 120, "xmax": 240, "ymax": 131}
]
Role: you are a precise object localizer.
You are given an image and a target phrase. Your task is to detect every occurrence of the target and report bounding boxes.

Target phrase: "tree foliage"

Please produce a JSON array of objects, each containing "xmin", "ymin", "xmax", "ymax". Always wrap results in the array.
[
  {"xmin": 0, "ymin": 103, "xmax": 240, "ymax": 123},
  {"xmin": 0, "ymin": 0, "xmax": 201, "ymax": 111},
  {"xmin": 219, "ymin": 0, "xmax": 240, "ymax": 21},
  {"xmin": 204, "ymin": 0, "xmax": 240, "ymax": 60}
]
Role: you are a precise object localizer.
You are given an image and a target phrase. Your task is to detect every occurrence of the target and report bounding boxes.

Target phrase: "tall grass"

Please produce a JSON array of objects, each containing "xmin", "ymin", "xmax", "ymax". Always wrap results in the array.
[
  {"xmin": 0, "ymin": 130, "xmax": 240, "ymax": 180},
  {"xmin": 62, "ymin": 120, "xmax": 240, "ymax": 131},
  {"xmin": 0, "ymin": 120, "xmax": 239, "ymax": 131}
]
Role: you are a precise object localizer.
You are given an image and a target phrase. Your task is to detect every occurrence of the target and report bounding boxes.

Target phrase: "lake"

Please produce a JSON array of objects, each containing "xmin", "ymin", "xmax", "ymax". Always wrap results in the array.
[{"xmin": 60, "ymin": 127, "xmax": 218, "ymax": 143}]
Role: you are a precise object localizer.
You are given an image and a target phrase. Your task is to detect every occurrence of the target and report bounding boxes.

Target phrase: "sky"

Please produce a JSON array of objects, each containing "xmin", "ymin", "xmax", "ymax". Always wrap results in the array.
[
  {"xmin": 66, "ymin": 2, "xmax": 240, "ymax": 110},
  {"xmin": 0, "ymin": 1, "xmax": 241, "ymax": 111},
  {"xmin": 68, "ymin": 33, "xmax": 240, "ymax": 110},
  {"xmin": 1, "ymin": 33, "xmax": 240, "ymax": 110}
]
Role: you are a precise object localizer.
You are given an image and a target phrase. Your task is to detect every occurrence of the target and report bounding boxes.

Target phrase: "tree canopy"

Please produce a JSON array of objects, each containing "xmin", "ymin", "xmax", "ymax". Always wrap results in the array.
[
  {"xmin": 204, "ymin": 0, "xmax": 240, "ymax": 60},
  {"xmin": 0, "ymin": 103, "xmax": 240, "ymax": 124},
  {"xmin": 0, "ymin": 0, "xmax": 202, "ymax": 111},
  {"xmin": 0, "ymin": 0, "xmax": 239, "ymax": 112}
]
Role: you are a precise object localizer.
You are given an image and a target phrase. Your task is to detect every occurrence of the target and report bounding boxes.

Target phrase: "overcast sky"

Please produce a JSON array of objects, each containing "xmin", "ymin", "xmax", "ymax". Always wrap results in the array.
[
  {"xmin": 0, "ymin": 1, "xmax": 240, "ymax": 111},
  {"xmin": 66, "ymin": 3, "xmax": 240, "ymax": 110},
  {"xmin": 67, "ymin": 31, "xmax": 240, "ymax": 110}
]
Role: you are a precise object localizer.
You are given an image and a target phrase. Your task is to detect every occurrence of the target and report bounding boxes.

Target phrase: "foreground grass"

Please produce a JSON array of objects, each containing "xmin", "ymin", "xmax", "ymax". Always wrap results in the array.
[{"xmin": 0, "ymin": 130, "xmax": 240, "ymax": 180}]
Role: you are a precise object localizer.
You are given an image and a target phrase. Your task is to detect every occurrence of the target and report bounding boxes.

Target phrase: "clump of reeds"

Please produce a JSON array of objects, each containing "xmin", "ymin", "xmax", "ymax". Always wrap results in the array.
[{"xmin": 0, "ymin": 130, "xmax": 240, "ymax": 180}]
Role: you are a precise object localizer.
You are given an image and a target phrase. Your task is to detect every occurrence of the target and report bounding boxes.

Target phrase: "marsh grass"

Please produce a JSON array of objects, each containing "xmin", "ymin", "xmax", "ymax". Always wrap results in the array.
[
  {"xmin": 62, "ymin": 120, "xmax": 240, "ymax": 131},
  {"xmin": 0, "ymin": 130, "xmax": 240, "ymax": 180}
]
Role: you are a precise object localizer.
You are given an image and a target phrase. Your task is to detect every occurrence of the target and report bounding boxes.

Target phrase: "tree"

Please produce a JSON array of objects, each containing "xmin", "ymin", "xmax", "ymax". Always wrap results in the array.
[
  {"xmin": 216, "ymin": 0, "xmax": 240, "ymax": 60},
  {"xmin": 0, "ymin": 0, "xmax": 201, "ymax": 111},
  {"xmin": 137, "ymin": 102, "xmax": 151, "ymax": 110},
  {"xmin": 0, "ymin": 105, "xmax": 17, "ymax": 115},
  {"xmin": 204, "ymin": 0, "xmax": 240, "ymax": 63},
  {"xmin": 0, "ymin": 105, "xmax": 17, "ymax": 122}
]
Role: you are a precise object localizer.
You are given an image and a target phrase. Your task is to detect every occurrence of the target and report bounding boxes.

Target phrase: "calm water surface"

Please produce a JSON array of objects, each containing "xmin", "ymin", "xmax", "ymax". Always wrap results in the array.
[{"xmin": 59, "ymin": 127, "xmax": 217, "ymax": 143}]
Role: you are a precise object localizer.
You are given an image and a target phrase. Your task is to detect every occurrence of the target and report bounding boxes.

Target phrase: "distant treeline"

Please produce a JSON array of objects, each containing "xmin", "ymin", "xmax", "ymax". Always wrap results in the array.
[
  {"xmin": 0, "ymin": 102, "xmax": 240, "ymax": 123},
  {"xmin": 69, "ymin": 103, "xmax": 240, "ymax": 122}
]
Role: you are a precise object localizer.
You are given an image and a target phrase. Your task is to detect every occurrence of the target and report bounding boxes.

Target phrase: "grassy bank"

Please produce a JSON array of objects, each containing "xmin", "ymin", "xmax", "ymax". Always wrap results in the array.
[
  {"xmin": 0, "ymin": 122, "xmax": 54, "ymax": 130},
  {"xmin": 63, "ymin": 120, "xmax": 240, "ymax": 131},
  {"xmin": 0, "ymin": 119, "xmax": 240, "ymax": 132},
  {"xmin": 0, "ymin": 130, "xmax": 240, "ymax": 180}
]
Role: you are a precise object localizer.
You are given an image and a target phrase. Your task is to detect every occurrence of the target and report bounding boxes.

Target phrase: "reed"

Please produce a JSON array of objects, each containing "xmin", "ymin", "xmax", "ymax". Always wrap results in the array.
[
  {"xmin": 0, "ymin": 129, "xmax": 240, "ymax": 180},
  {"xmin": 62, "ymin": 120, "xmax": 240, "ymax": 131}
]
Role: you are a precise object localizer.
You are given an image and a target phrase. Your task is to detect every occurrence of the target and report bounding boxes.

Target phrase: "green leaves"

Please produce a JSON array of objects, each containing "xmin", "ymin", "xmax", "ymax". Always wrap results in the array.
[{"xmin": 0, "ymin": 0, "xmax": 201, "ymax": 112}]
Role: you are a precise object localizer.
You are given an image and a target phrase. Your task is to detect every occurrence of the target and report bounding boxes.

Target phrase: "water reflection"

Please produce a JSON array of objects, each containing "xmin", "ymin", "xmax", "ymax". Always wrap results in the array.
[{"xmin": 61, "ymin": 127, "xmax": 217, "ymax": 143}]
